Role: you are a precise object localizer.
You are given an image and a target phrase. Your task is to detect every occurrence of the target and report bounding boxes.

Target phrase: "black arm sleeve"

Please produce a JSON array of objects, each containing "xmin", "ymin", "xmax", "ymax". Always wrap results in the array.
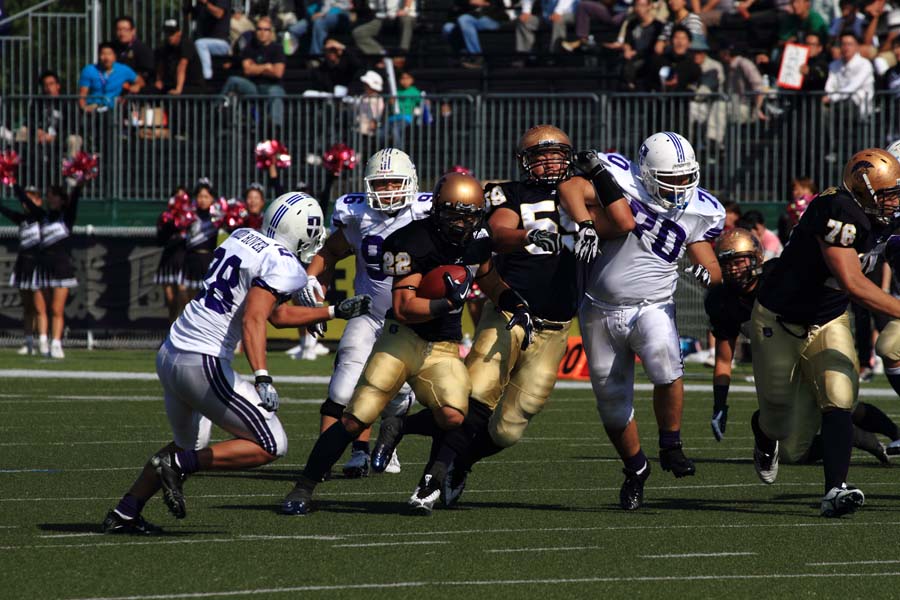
[
  {"xmin": 268, "ymin": 173, "xmax": 283, "ymax": 198},
  {"xmin": 64, "ymin": 187, "xmax": 81, "ymax": 229}
]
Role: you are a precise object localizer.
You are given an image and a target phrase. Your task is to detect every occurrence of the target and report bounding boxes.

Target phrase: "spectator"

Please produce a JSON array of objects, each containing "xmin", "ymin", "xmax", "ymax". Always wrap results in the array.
[
  {"xmin": 719, "ymin": 44, "xmax": 767, "ymax": 123},
  {"xmin": 723, "ymin": 199, "xmax": 741, "ymax": 231},
  {"xmin": 800, "ymin": 32, "xmax": 830, "ymax": 91},
  {"xmin": 77, "ymin": 42, "xmax": 137, "ymax": 111},
  {"xmin": 689, "ymin": 35, "xmax": 727, "ymax": 158},
  {"xmin": 829, "ymin": 0, "xmax": 865, "ymax": 41},
  {"xmin": 311, "ymin": 38, "xmax": 364, "ymax": 94},
  {"xmin": 777, "ymin": 176, "xmax": 817, "ymax": 243},
  {"xmin": 356, "ymin": 70, "xmax": 385, "ymax": 136},
  {"xmin": 387, "ymin": 70, "xmax": 422, "ymax": 145},
  {"xmin": 155, "ymin": 19, "xmax": 207, "ymax": 95},
  {"xmin": 34, "ymin": 70, "xmax": 83, "ymax": 158},
  {"xmin": 309, "ymin": 0, "xmax": 354, "ymax": 58},
  {"xmin": 737, "ymin": 210, "xmax": 783, "ymax": 259},
  {"xmin": 875, "ymin": 8, "xmax": 900, "ymax": 71},
  {"xmin": 691, "ymin": 0, "xmax": 738, "ymax": 29},
  {"xmin": 517, "ymin": 0, "xmax": 577, "ymax": 57},
  {"xmin": 352, "ymin": 0, "xmax": 417, "ymax": 59},
  {"xmin": 823, "ymin": 32, "xmax": 874, "ymax": 117},
  {"xmin": 114, "ymin": 15, "xmax": 154, "ymax": 91},
  {"xmin": 190, "ymin": 0, "xmax": 231, "ymax": 80},
  {"xmin": 648, "ymin": 25, "xmax": 701, "ymax": 91},
  {"xmin": 230, "ymin": 2, "xmax": 256, "ymax": 49},
  {"xmin": 443, "ymin": 0, "xmax": 510, "ymax": 69},
  {"xmin": 656, "ymin": 0, "xmax": 705, "ymax": 53},
  {"xmin": 222, "ymin": 16, "xmax": 287, "ymax": 128},
  {"xmin": 884, "ymin": 37, "xmax": 900, "ymax": 98},
  {"xmin": 778, "ymin": 0, "xmax": 828, "ymax": 45},
  {"xmin": 563, "ymin": 0, "xmax": 625, "ymax": 52},
  {"xmin": 609, "ymin": 0, "xmax": 665, "ymax": 90}
]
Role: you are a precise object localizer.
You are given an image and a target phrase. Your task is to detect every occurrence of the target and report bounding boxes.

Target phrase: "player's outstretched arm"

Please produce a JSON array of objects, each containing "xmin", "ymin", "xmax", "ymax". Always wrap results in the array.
[
  {"xmin": 821, "ymin": 239, "xmax": 900, "ymax": 319},
  {"xmin": 686, "ymin": 241, "xmax": 723, "ymax": 287}
]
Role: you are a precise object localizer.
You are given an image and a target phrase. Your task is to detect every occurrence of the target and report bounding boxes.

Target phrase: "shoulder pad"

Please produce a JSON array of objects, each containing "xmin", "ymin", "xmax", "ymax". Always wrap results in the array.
[
  {"xmin": 411, "ymin": 193, "xmax": 433, "ymax": 218},
  {"xmin": 332, "ymin": 193, "xmax": 368, "ymax": 226},
  {"xmin": 688, "ymin": 188, "xmax": 725, "ymax": 217}
]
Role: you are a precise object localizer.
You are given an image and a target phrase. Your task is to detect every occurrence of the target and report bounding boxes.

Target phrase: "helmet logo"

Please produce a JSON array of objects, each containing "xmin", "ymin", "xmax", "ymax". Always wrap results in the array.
[
  {"xmin": 307, "ymin": 215, "xmax": 321, "ymax": 238},
  {"xmin": 639, "ymin": 143, "xmax": 649, "ymax": 162}
]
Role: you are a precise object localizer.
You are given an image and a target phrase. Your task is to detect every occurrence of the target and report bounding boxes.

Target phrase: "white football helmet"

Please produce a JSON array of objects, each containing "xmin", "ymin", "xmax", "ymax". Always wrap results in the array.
[
  {"xmin": 886, "ymin": 139, "xmax": 900, "ymax": 163},
  {"xmin": 638, "ymin": 131, "xmax": 700, "ymax": 210},
  {"xmin": 364, "ymin": 148, "xmax": 418, "ymax": 212},
  {"xmin": 262, "ymin": 192, "xmax": 326, "ymax": 262}
]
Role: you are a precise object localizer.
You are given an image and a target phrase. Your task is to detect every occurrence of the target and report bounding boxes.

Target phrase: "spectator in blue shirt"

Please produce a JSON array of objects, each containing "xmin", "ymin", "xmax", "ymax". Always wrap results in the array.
[{"xmin": 78, "ymin": 42, "xmax": 138, "ymax": 112}]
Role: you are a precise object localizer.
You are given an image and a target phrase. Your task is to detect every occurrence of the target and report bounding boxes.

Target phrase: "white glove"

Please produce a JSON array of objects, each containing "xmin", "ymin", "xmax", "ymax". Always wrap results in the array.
[
  {"xmin": 685, "ymin": 264, "xmax": 711, "ymax": 287},
  {"xmin": 297, "ymin": 276, "xmax": 324, "ymax": 307},
  {"xmin": 574, "ymin": 221, "xmax": 599, "ymax": 262},
  {"xmin": 254, "ymin": 376, "xmax": 279, "ymax": 412}
]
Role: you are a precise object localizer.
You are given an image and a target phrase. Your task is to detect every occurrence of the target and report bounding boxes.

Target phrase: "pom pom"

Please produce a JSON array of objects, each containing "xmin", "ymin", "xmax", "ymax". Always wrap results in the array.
[
  {"xmin": 787, "ymin": 193, "xmax": 813, "ymax": 227},
  {"xmin": 62, "ymin": 151, "xmax": 99, "ymax": 183},
  {"xmin": 224, "ymin": 198, "xmax": 250, "ymax": 231},
  {"xmin": 255, "ymin": 139, "xmax": 291, "ymax": 169},
  {"xmin": 0, "ymin": 150, "xmax": 20, "ymax": 186},
  {"xmin": 322, "ymin": 143, "xmax": 357, "ymax": 176}
]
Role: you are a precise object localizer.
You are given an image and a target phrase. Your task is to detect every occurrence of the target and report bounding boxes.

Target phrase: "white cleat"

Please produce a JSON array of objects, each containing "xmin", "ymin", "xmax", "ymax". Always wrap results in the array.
[
  {"xmin": 407, "ymin": 475, "xmax": 440, "ymax": 515},
  {"xmin": 50, "ymin": 340, "xmax": 65, "ymax": 359},
  {"xmin": 753, "ymin": 440, "xmax": 778, "ymax": 484},
  {"xmin": 39, "ymin": 337, "xmax": 50, "ymax": 356},
  {"xmin": 384, "ymin": 449, "xmax": 401, "ymax": 474},
  {"xmin": 16, "ymin": 345, "xmax": 33, "ymax": 356},
  {"xmin": 313, "ymin": 342, "xmax": 329, "ymax": 356},
  {"xmin": 821, "ymin": 484, "xmax": 865, "ymax": 518}
]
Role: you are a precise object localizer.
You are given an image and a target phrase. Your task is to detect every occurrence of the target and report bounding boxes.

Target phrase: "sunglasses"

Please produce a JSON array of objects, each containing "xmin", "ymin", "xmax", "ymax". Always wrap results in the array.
[{"xmin": 257, "ymin": 27, "xmax": 272, "ymax": 31}]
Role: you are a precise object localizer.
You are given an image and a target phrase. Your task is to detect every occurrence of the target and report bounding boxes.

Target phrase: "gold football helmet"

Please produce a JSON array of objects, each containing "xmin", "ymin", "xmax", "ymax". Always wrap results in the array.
[
  {"xmin": 516, "ymin": 124, "xmax": 573, "ymax": 185},
  {"xmin": 432, "ymin": 172, "xmax": 485, "ymax": 244},
  {"xmin": 843, "ymin": 148, "xmax": 900, "ymax": 224},
  {"xmin": 715, "ymin": 227, "xmax": 764, "ymax": 289}
]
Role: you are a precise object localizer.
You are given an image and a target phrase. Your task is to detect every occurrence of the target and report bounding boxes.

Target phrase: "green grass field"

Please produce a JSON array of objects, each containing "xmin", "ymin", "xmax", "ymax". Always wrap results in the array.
[{"xmin": 2, "ymin": 349, "xmax": 900, "ymax": 599}]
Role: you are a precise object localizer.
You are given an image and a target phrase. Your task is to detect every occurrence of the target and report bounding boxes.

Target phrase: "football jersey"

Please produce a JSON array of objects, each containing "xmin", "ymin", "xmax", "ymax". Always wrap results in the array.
[
  {"xmin": 332, "ymin": 191, "xmax": 433, "ymax": 320},
  {"xmin": 704, "ymin": 260, "xmax": 776, "ymax": 340},
  {"xmin": 484, "ymin": 180, "xmax": 579, "ymax": 321},
  {"xmin": 168, "ymin": 228, "xmax": 308, "ymax": 361},
  {"xmin": 759, "ymin": 188, "xmax": 873, "ymax": 325},
  {"xmin": 584, "ymin": 153, "xmax": 725, "ymax": 305},
  {"xmin": 382, "ymin": 219, "xmax": 493, "ymax": 342}
]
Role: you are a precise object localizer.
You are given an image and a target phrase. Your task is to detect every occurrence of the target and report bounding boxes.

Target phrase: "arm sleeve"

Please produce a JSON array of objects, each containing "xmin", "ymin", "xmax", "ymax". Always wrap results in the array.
[
  {"xmin": 254, "ymin": 250, "xmax": 309, "ymax": 301},
  {"xmin": 65, "ymin": 187, "xmax": 81, "ymax": 229}
]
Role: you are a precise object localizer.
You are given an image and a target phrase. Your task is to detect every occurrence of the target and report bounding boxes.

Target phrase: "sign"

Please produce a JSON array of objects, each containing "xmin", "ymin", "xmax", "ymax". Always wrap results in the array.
[{"xmin": 777, "ymin": 43, "xmax": 810, "ymax": 90}]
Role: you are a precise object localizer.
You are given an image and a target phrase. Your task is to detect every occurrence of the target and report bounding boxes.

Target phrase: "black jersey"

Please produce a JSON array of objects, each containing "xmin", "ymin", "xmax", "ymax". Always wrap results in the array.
[
  {"xmin": 705, "ymin": 260, "xmax": 776, "ymax": 339},
  {"xmin": 383, "ymin": 218, "xmax": 493, "ymax": 342},
  {"xmin": 38, "ymin": 186, "xmax": 80, "ymax": 251},
  {"xmin": 758, "ymin": 188, "xmax": 873, "ymax": 325},
  {"xmin": 485, "ymin": 180, "xmax": 579, "ymax": 321}
]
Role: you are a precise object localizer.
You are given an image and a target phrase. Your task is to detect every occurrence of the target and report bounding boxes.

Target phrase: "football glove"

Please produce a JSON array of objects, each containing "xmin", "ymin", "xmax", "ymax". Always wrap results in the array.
[
  {"xmin": 711, "ymin": 406, "xmax": 728, "ymax": 442},
  {"xmin": 297, "ymin": 276, "xmax": 324, "ymax": 307},
  {"xmin": 685, "ymin": 264, "xmax": 712, "ymax": 287},
  {"xmin": 334, "ymin": 294, "xmax": 371, "ymax": 319},
  {"xmin": 573, "ymin": 150, "xmax": 605, "ymax": 177},
  {"xmin": 444, "ymin": 270, "xmax": 474, "ymax": 309},
  {"xmin": 506, "ymin": 305, "xmax": 535, "ymax": 351},
  {"xmin": 254, "ymin": 375, "xmax": 279, "ymax": 412},
  {"xmin": 526, "ymin": 228, "xmax": 563, "ymax": 254},
  {"xmin": 575, "ymin": 221, "xmax": 599, "ymax": 262},
  {"xmin": 309, "ymin": 321, "xmax": 327, "ymax": 338}
]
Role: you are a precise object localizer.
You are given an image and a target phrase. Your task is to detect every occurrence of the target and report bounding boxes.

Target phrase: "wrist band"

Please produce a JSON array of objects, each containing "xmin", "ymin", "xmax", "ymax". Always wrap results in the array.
[
  {"xmin": 254, "ymin": 369, "xmax": 269, "ymax": 377},
  {"xmin": 328, "ymin": 305, "xmax": 336, "ymax": 319}
]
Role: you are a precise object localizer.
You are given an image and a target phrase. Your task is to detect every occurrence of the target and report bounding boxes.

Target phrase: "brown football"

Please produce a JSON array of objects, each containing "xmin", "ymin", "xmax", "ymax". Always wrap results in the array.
[{"xmin": 417, "ymin": 265, "xmax": 469, "ymax": 299}]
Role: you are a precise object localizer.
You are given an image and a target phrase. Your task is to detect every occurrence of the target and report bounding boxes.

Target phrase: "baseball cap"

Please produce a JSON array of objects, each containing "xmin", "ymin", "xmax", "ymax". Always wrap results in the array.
[
  {"xmin": 360, "ymin": 70, "xmax": 383, "ymax": 92},
  {"xmin": 163, "ymin": 19, "xmax": 180, "ymax": 35}
]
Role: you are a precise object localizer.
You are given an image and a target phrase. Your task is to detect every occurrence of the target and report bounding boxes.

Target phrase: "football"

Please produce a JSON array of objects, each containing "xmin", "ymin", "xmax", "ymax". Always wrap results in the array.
[{"xmin": 417, "ymin": 265, "xmax": 468, "ymax": 299}]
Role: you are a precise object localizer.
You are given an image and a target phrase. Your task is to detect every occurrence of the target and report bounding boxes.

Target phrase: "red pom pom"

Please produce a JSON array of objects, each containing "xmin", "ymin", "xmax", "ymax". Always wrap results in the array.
[
  {"xmin": 255, "ymin": 139, "xmax": 291, "ymax": 170},
  {"xmin": 223, "ymin": 198, "xmax": 250, "ymax": 231},
  {"xmin": 62, "ymin": 151, "xmax": 99, "ymax": 183},
  {"xmin": 787, "ymin": 194, "xmax": 813, "ymax": 227},
  {"xmin": 0, "ymin": 150, "xmax": 20, "ymax": 186},
  {"xmin": 322, "ymin": 143, "xmax": 357, "ymax": 176}
]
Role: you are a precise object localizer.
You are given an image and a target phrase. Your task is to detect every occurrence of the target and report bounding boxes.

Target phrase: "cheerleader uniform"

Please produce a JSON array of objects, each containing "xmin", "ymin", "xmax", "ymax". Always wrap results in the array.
[
  {"xmin": 37, "ymin": 186, "xmax": 80, "ymax": 289},
  {"xmin": 181, "ymin": 208, "xmax": 220, "ymax": 289},
  {"xmin": 154, "ymin": 213, "xmax": 186, "ymax": 285},
  {"xmin": 1, "ymin": 187, "xmax": 43, "ymax": 290}
]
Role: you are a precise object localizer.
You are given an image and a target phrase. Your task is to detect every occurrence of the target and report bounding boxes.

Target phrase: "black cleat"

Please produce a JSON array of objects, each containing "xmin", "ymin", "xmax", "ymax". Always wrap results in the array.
[
  {"xmin": 371, "ymin": 416, "xmax": 404, "ymax": 474},
  {"xmin": 659, "ymin": 443, "xmax": 696, "ymax": 478},
  {"xmin": 441, "ymin": 462, "xmax": 469, "ymax": 508},
  {"xmin": 281, "ymin": 482, "xmax": 313, "ymax": 516},
  {"xmin": 619, "ymin": 462, "xmax": 651, "ymax": 511},
  {"xmin": 151, "ymin": 452, "xmax": 186, "ymax": 519},
  {"xmin": 101, "ymin": 510, "xmax": 163, "ymax": 535}
]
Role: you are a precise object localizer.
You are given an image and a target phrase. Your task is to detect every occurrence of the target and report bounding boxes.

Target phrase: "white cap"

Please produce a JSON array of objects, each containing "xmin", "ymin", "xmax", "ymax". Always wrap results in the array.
[{"xmin": 360, "ymin": 70, "xmax": 383, "ymax": 92}]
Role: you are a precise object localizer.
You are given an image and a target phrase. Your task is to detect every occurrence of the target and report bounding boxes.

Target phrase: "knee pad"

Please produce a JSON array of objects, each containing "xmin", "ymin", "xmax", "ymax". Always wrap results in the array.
[
  {"xmin": 489, "ymin": 386, "xmax": 547, "ymax": 448},
  {"xmin": 596, "ymin": 401, "xmax": 634, "ymax": 431},
  {"xmin": 320, "ymin": 398, "xmax": 345, "ymax": 419}
]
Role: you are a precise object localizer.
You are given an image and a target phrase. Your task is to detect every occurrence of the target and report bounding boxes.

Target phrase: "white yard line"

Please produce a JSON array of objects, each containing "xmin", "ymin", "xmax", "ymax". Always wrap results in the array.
[
  {"xmin": 640, "ymin": 552, "xmax": 757, "ymax": 559},
  {"xmin": 807, "ymin": 560, "xmax": 900, "ymax": 566},
  {"xmin": 485, "ymin": 546, "xmax": 605, "ymax": 553},
  {"xmin": 331, "ymin": 540, "xmax": 450, "ymax": 548},
  {"xmin": 65, "ymin": 572, "xmax": 900, "ymax": 600}
]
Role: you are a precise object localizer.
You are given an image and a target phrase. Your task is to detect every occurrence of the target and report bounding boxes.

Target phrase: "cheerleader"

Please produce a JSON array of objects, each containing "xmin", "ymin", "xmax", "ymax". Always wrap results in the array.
[
  {"xmin": 155, "ymin": 186, "xmax": 189, "ymax": 323},
  {"xmin": 36, "ymin": 181, "xmax": 82, "ymax": 359},
  {"xmin": 181, "ymin": 179, "xmax": 222, "ymax": 296},
  {"xmin": 1, "ymin": 185, "xmax": 48, "ymax": 355}
]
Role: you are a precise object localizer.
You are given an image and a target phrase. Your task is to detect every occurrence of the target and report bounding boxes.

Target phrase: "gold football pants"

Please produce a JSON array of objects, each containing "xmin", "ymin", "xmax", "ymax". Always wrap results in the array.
[
  {"xmin": 875, "ymin": 319, "xmax": 900, "ymax": 362},
  {"xmin": 345, "ymin": 320, "xmax": 471, "ymax": 426},
  {"xmin": 465, "ymin": 302, "xmax": 571, "ymax": 447},
  {"xmin": 750, "ymin": 302, "xmax": 859, "ymax": 463}
]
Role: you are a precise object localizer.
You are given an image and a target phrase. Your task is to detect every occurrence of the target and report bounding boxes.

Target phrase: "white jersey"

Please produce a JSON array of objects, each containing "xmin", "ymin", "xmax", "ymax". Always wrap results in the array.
[
  {"xmin": 585, "ymin": 152, "xmax": 725, "ymax": 306},
  {"xmin": 332, "ymin": 192, "xmax": 433, "ymax": 319},
  {"xmin": 169, "ymin": 228, "xmax": 308, "ymax": 361}
]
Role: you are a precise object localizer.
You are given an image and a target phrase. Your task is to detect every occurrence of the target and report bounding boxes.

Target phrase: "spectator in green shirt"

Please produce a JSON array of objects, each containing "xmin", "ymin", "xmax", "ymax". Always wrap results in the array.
[
  {"xmin": 778, "ymin": 0, "xmax": 829, "ymax": 43},
  {"xmin": 387, "ymin": 71, "xmax": 422, "ymax": 147}
]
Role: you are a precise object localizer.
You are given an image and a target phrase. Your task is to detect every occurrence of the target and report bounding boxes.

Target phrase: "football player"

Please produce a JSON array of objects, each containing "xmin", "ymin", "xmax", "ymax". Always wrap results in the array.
[
  {"xmin": 750, "ymin": 148, "xmax": 900, "ymax": 517},
  {"xmin": 563, "ymin": 132, "xmax": 725, "ymax": 511},
  {"xmin": 280, "ymin": 173, "xmax": 534, "ymax": 516},
  {"xmin": 707, "ymin": 228, "xmax": 893, "ymax": 464},
  {"xmin": 436, "ymin": 125, "xmax": 636, "ymax": 508},
  {"xmin": 101, "ymin": 192, "xmax": 372, "ymax": 535},
  {"xmin": 296, "ymin": 148, "xmax": 429, "ymax": 478}
]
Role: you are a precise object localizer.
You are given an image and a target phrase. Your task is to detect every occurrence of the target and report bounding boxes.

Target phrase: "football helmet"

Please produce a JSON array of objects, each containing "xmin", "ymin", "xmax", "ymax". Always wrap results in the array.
[
  {"xmin": 364, "ymin": 148, "xmax": 418, "ymax": 212},
  {"xmin": 262, "ymin": 192, "xmax": 326, "ymax": 262},
  {"xmin": 843, "ymin": 148, "xmax": 900, "ymax": 225},
  {"xmin": 638, "ymin": 131, "xmax": 700, "ymax": 210},
  {"xmin": 432, "ymin": 173, "xmax": 485, "ymax": 245},
  {"xmin": 516, "ymin": 124, "xmax": 573, "ymax": 186},
  {"xmin": 715, "ymin": 227, "xmax": 764, "ymax": 290}
]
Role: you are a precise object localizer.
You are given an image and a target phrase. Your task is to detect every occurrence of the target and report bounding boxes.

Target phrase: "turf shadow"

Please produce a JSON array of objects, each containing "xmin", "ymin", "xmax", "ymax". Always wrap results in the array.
[{"xmin": 636, "ymin": 495, "xmax": 818, "ymax": 517}]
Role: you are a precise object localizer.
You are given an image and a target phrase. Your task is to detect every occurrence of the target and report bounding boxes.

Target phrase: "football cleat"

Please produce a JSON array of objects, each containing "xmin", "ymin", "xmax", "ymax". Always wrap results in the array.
[
  {"xmin": 408, "ymin": 475, "xmax": 440, "ymax": 515},
  {"xmin": 384, "ymin": 449, "xmax": 402, "ymax": 474},
  {"xmin": 659, "ymin": 443, "xmax": 696, "ymax": 478},
  {"xmin": 371, "ymin": 416, "xmax": 404, "ymax": 473},
  {"xmin": 441, "ymin": 462, "xmax": 469, "ymax": 508},
  {"xmin": 821, "ymin": 484, "xmax": 865, "ymax": 518},
  {"xmin": 753, "ymin": 440, "xmax": 779, "ymax": 485},
  {"xmin": 281, "ymin": 482, "xmax": 313, "ymax": 516},
  {"xmin": 620, "ymin": 462, "xmax": 651, "ymax": 511},
  {"xmin": 342, "ymin": 449, "xmax": 370, "ymax": 478},
  {"xmin": 101, "ymin": 510, "xmax": 163, "ymax": 535},
  {"xmin": 16, "ymin": 344, "xmax": 33, "ymax": 356},
  {"xmin": 151, "ymin": 452, "xmax": 186, "ymax": 519},
  {"xmin": 886, "ymin": 439, "xmax": 900, "ymax": 456}
]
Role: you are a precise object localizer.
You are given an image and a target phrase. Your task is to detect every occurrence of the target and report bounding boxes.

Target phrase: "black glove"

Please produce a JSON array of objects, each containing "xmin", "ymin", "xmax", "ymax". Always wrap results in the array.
[
  {"xmin": 573, "ymin": 150, "xmax": 624, "ymax": 207},
  {"xmin": 444, "ymin": 270, "xmax": 474, "ymax": 309},
  {"xmin": 526, "ymin": 228, "xmax": 562, "ymax": 254},
  {"xmin": 573, "ymin": 150, "xmax": 605, "ymax": 177},
  {"xmin": 499, "ymin": 289, "xmax": 534, "ymax": 351},
  {"xmin": 334, "ymin": 294, "xmax": 372, "ymax": 319},
  {"xmin": 575, "ymin": 220, "xmax": 599, "ymax": 262}
]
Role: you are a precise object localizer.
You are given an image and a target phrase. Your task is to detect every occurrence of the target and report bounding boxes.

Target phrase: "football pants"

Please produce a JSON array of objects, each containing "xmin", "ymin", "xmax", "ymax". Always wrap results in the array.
[{"xmin": 875, "ymin": 319, "xmax": 900, "ymax": 363}]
